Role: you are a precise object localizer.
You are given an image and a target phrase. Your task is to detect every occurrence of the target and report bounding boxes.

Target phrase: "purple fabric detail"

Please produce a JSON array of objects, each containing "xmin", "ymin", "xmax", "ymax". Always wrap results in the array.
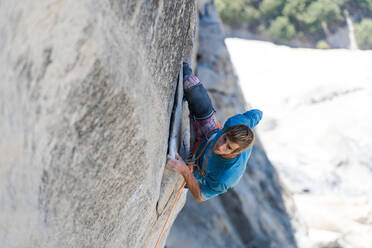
[
  {"xmin": 183, "ymin": 75, "xmax": 200, "ymax": 89},
  {"xmin": 190, "ymin": 114, "xmax": 218, "ymax": 152}
]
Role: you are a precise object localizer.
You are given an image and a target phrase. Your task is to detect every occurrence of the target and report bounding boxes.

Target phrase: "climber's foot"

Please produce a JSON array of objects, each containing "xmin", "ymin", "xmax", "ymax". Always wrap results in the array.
[{"xmin": 183, "ymin": 62, "xmax": 193, "ymax": 79}]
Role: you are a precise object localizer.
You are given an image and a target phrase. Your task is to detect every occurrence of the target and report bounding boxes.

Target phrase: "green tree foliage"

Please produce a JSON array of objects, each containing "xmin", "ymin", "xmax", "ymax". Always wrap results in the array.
[
  {"xmin": 354, "ymin": 0, "xmax": 372, "ymax": 15},
  {"xmin": 259, "ymin": 0, "xmax": 286, "ymax": 18},
  {"xmin": 267, "ymin": 16, "xmax": 296, "ymax": 42},
  {"xmin": 215, "ymin": 0, "xmax": 372, "ymax": 48},
  {"xmin": 215, "ymin": 0, "xmax": 260, "ymax": 25},
  {"xmin": 283, "ymin": 0, "xmax": 308, "ymax": 20},
  {"xmin": 282, "ymin": 0, "xmax": 310, "ymax": 30},
  {"xmin": 302, "ymin": 0, "xmax": 345, "ymax": 33},
  {"xmin": 355, "ymin": 19, "xmax": 372, "ymax": 49},
  {"xmin": 316, "ymin": 40, "xmax": 330, "ymax": 49}
]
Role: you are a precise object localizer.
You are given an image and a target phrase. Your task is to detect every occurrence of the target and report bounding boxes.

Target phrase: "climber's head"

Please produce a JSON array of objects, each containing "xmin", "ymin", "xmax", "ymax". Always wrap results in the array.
[{"xmin": 213, "ymin": 125, "xmax": 254, "ymax": 157}]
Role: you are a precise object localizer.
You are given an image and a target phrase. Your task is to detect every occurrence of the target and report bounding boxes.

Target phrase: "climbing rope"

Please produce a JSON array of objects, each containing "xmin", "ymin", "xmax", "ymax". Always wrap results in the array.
[
  {"xmin": 153, "ymin": 136, "xmax": 214, "ymax": 248},
  {"xmin": 153, "ymin": 63, "xmax": 221, "ymax": 248},
  {"xmin": 153, "ymin": 171, "xmax": 188, "ymax": 248}
]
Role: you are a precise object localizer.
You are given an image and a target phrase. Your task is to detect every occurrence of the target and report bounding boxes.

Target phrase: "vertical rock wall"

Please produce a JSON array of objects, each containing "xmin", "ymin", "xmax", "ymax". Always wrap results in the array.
[
  {"xmin": 167, "ymin": 1, "xmax": 298, "ymax": 248},
  {"xmin": 0, "ymin": 1, "xmax": 196, "ymax": 247}
]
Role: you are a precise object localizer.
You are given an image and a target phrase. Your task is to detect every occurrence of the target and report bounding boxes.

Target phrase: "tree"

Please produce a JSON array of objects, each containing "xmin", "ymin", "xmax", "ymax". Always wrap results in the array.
[
  {"xmin": 355, "ymin": 19, "xmax": 372, "ymax": 49},
  {"xmin": 282, "ymin": 0, "xmax": 308, "ymax": 25},
  {"xmin": 354, "ymin": 0, "xmax": 372, "ymax": 15},
  {"xmin": 302, "ymin": 0, "xmax": 345, "ymax": 33},
  {"xmin": 259, "ymin": 0, "xmax": 286, "ymax": 19},
  {"xmin": 267, "ymin": 16, "xmax": 296, "ymax": 42},
  {"xmin": 215, "ymin": 0, "xmax": 260, "ymax": 25}
]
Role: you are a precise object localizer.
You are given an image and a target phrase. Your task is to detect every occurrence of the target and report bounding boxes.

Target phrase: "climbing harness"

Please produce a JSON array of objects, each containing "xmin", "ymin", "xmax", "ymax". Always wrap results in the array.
[
  {"xmin": 153, "ymin": 122, "xmax": 221, "ymax": 248},
  {"xmin": 189, "ymin": 121, "xmax": 221, "ymax": 178}
]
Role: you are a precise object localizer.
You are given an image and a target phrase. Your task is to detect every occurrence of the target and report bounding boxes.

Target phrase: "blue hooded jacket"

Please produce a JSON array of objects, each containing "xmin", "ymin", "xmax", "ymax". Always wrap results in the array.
[{"xmin": 194, "ymin": 109, "xmax": 263, "ymax": 200}]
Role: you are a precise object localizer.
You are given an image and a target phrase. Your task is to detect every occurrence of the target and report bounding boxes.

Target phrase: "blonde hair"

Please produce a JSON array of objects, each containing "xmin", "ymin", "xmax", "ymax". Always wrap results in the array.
[{"xmin": 223, "ymin": 125, "xmax": 255, "ymax": 153}]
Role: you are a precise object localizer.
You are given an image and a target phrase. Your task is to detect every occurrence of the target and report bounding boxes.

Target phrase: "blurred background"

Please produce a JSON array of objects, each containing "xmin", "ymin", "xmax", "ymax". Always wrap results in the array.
[
  {"xmin": 1, "ymin": 1, "xmax": 371, "ymax": 247},
  {"xmin": 218, "ymin": 0, "xmax": 372, "ymax": 246},
  {"xmin": 216, "ymin": 0, "xmax": 372, "ymax": 49}
]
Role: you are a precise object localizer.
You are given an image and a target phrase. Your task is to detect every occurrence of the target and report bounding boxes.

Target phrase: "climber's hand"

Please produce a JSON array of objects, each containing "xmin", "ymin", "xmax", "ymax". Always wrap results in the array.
[
  {"xmin": 182, "ymin": 62, "xmax": 193, "ymax": 78},
  {"xmin": 166, "ymin": 153, "xmax": 188, "ymax": 174}
]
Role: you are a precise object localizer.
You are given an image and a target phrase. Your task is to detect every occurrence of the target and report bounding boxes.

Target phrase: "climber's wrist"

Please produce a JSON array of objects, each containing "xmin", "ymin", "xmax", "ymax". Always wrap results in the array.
[{"xmin": 179, "ymin": 163, "xmax": 191, "ymax": 176}]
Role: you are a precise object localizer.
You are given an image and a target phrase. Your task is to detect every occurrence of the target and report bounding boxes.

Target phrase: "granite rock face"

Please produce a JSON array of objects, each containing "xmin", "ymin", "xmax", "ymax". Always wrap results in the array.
[
  {"xmin": 166, "ymin": 1, "xmax": 298, "ymax": 248},
  {"xmin": 0, "ymin": 1, "xmax": 196, "ymax": 247},
  {"xmin": 1, "ymin": 1, "xmax": 299, "ymax": 248}
]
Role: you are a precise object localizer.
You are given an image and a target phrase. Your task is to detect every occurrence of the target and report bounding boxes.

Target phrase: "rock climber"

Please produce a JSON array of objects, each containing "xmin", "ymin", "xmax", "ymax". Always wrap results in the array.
[{"xmin": 166, "ymin": 62, "xmax": 262, "ymax": 202}]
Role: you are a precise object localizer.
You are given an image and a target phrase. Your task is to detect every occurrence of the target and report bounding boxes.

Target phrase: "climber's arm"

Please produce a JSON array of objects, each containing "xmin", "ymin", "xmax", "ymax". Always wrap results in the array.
[
  {"xmin": 181, "ymin": 165, "xmax": 205, "ymax": 202},
  {"xmin": 166, "ymin": 153, "xmax": 205, "ymax": 202}
]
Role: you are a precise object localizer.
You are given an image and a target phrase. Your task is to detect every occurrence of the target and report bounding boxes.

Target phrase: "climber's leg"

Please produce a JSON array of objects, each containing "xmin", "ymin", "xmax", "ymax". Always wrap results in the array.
[
  {"xmin": 183, "ymin": 63, "xmax": 215, "ymax": 121},
  {"xmin": 190, "ymin": 114, "xmax": 218, "ymax": 143},
  {"xmin": 182, "ymin": 63, "xmax": 219, "ymax": 150}
]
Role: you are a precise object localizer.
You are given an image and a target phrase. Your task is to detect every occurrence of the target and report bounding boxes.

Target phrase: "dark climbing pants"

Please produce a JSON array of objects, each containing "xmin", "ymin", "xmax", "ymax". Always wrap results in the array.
[
  {"xmin": 183, "ymin": 74, "xmax": 218, "ymax": 146},
  {"xmin": 183, "ymin": 74, "xmax": 215, "ymax": 120}
]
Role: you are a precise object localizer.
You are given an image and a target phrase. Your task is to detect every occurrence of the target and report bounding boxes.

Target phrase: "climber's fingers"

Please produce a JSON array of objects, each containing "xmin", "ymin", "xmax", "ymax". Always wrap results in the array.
[
  {"xmin": 166, "ymin": 156, "xmax": 176, "ymax": 169},
  {"xmin": 166, "ymin": 153, "xmax": 187, "ymax": 174}
]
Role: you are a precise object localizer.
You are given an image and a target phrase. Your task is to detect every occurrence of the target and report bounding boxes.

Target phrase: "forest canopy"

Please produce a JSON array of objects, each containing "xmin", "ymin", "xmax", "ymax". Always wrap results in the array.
[{"xmin": 215, "ymin": 0, "xmax": 372, "ymax": 49}]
